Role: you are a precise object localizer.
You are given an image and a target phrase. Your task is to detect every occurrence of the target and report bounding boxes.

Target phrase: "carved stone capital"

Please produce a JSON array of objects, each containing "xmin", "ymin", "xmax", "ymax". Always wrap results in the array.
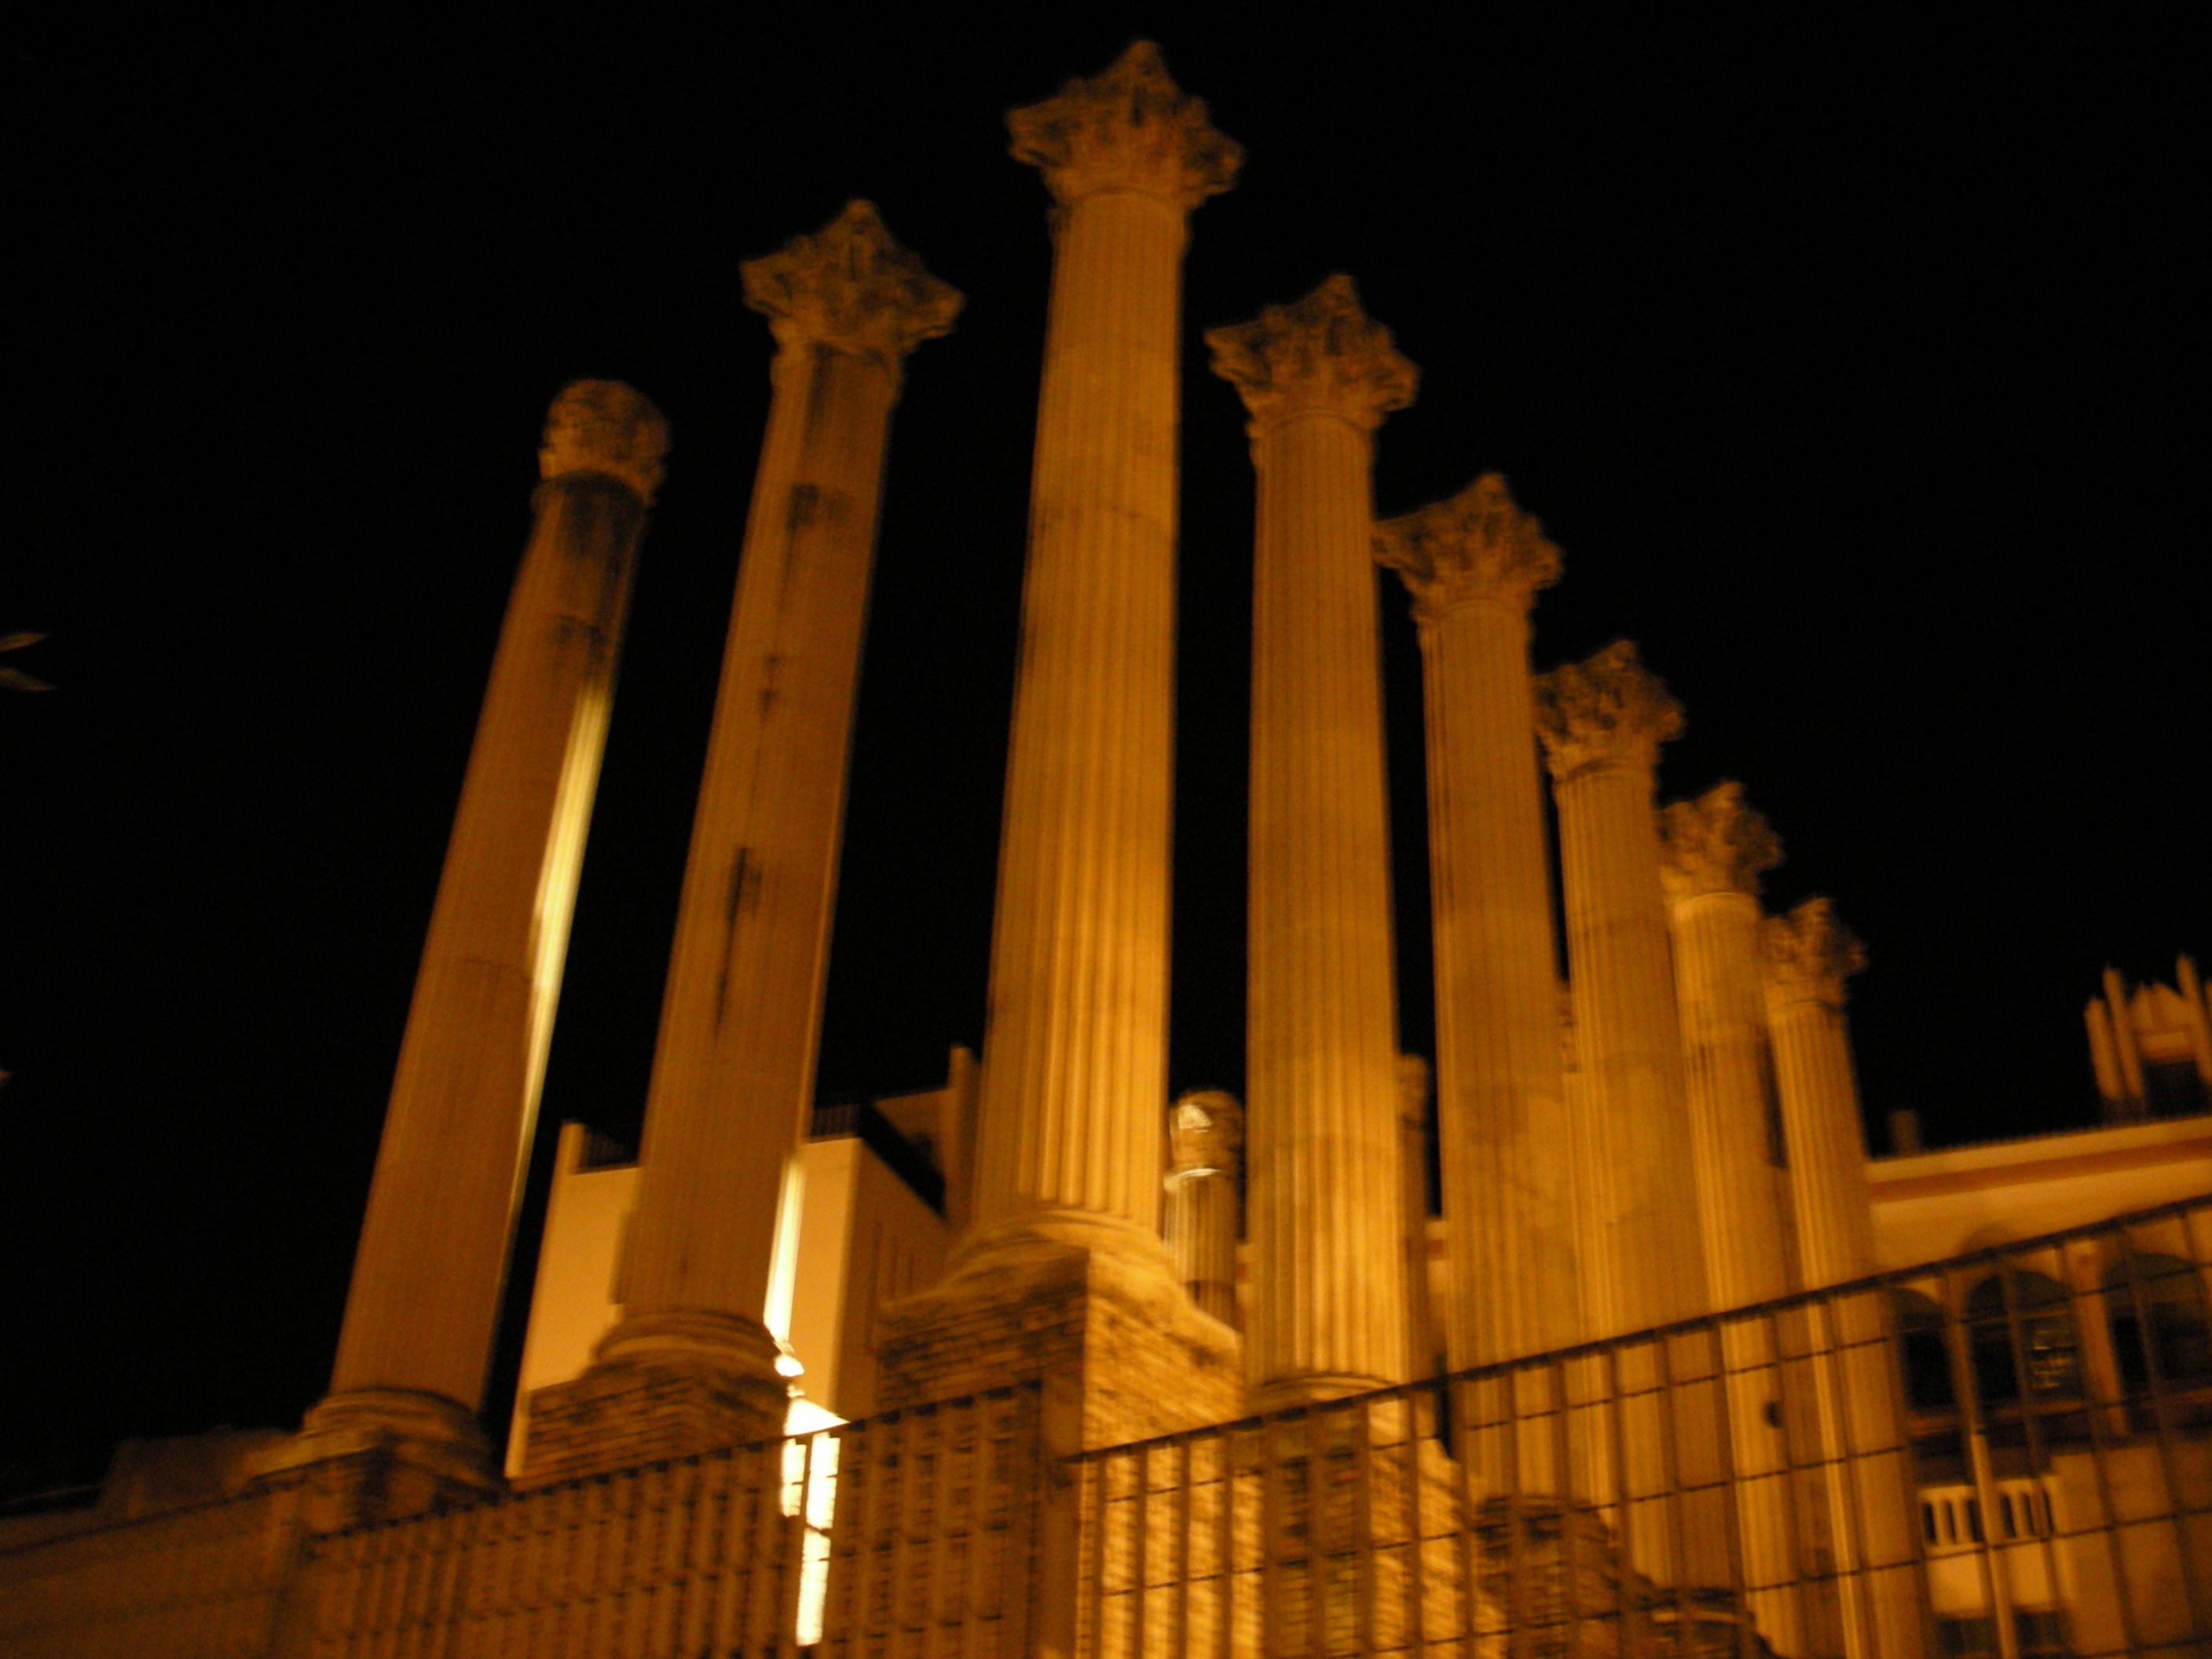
[
  {"xmin": 1660, "ymin": 782, "xmax": 1782, "ymax": 900},
  {"xmin": 1009, "ymin": 42, "xmax": 1242, "ymax": 212},
  {"xmin": 1762, "ymin": 899, "xmax": 1866, "ymax": 1008},
  {"xmin": 1167, "ymin": 1090, "xmax": 1243, "ymax": 1181},
  {"xmin": 1535, "ymin": 641, "xmax": 1683, "ymax": 781},
  {"xmin": 1205, "ymin": 275, "xmax": 1417, "ymax": 436},
  {"xmin": 539, "ymin": 380, "xmax": 668, "ymax": 504},
  {"xmin": 742, "ymin": 201, "xmax": 961, "ymax": 375},
  {"xmin": 1375, "ymin": 473, "xmax": 1559, "ymax": 621}
]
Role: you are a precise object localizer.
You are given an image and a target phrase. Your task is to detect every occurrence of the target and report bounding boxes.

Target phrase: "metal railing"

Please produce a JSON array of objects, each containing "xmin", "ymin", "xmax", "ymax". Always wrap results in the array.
[
  {"xmin": 0, "ymin": 1485, "xmax": 296, "ymax": 1659},
  {"xmin": 1072, "ymin": 1196, "xmax": 2212, "ymax": 1658},
  {"xmin": 5, "ymin": 1198, "xmax": 2207, "ymax": 1657}
]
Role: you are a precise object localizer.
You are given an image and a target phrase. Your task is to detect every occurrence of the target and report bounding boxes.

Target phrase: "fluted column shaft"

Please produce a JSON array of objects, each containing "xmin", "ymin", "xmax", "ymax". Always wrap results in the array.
[
  {"xmin": 1662, "ymin": 784, "xmax": 1793, "ymax": 1311},
  {"xmin": 1538, "ymin": 643, "xmax": 1708, "ymax": 1339},
  {"xmin": 969, "ymin": 58, "xmax": 1239, "ymax": 1254},
  {"xmin": 328, "ymin": 383, "xmax": 663, "ymax": 1425},
  {"xmin": 1662, "ymin": 784, "xmax": 1803, "ymax": 1650},
  {"xmin": 1378, "ymin": 476, "xmax": 1577, "ymax": 1369},
  {"xmin": 1210, "ymin": 276, "xmax": 1415, "ymax": 1406},
  {"xmin": 615, "ymin": 210, "xmax": 958, "ymax": 1372},
  {"xmin": 1765, "ymin": 900, "xmax": 1924, "ymax": 1659},
  {"xmin": 1764, "ymin": 901, "xmax": 1875, "ymax": 1290}
]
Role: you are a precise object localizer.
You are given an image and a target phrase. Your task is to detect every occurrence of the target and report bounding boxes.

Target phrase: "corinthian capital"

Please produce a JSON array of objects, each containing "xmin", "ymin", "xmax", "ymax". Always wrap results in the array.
[
  {"xmin": 539, "ymin": 380, "xmax": 669, "ymax": 504},
  {"xmin": 741, "ymin": 201, "xmax": 962, "ymax": 375},
  {"xmin": 1536, "ymin": 641, "xmax": 1683, "ymax": 781},
  {"xmin": 1375, "ymin": 474, "xmax": 1559, "ymax": 621},
  {"xmin": 1762, "ymin": 899, "xmax": 1866, "ymax": 1008},
  {"xmin": 1009, "ymin": 42, "xmax": 1243, "ymax": 212},
  {"xmin": 1206, "ymin": 275, "xmax": 1417, "ymax": 437},
  {"xmin": 1661, "ymin": 782, "xmax": 1782, "ymax": 901}
]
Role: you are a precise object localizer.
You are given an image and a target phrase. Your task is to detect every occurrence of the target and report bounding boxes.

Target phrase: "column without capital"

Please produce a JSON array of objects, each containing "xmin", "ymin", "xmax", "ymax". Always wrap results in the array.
[
  {"xmin": 275, "ymin": 382, "xmax": 664, "ymax": 1521},
  {"xmin": 520, "ymin": 204, "xmax": 958, "ymax": 1482},
  {"xmin": 874, "ymin": 42, "xmax": 1243, "ymax": 1456},
  {"xmin": 1764, "ymin": 900, "xmax": 1925, "ymax": 1659},
  {"xmin": 1376, "ymin": 474, "xmax": 1580, "ymax": 1375},
  {"xmin": 1209, "ymin": 273, "xmax": 1415, "ymax": 1409},
  {"xmin": 1164, "ymin": 1091, "xmax": 1243, "ymax": 1328}
]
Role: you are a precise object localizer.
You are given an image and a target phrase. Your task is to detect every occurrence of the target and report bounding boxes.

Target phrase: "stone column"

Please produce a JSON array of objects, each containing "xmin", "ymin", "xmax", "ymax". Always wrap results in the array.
[
  {"xmin": 1375, "ymin": 474, "xmax": 1580, "ymax": 1374},
  {"xmin": 1764, "ymin": 900, "xmax": 1925, "ymax": 1659},
  {"xmin": 1660, "ymin": 782, "xmax": 1791, "ymax": 1311},
  {"xmin": 1164, "ymin": 1091, "xmax": 1243, "ymax": 1328},
  {"xmin": 1661, "ymin": 783, "xmax": 1806, "ymax": 1654},
  {"xmin": 520, "ymin": 206, "xmax": 958, "ymax": 1478},
  {"xmin": 1207, "ymin": 274, "xmax": 1415, "ymax": 1409},
  {"xmin": 1536, "ymin": 641, "xmax": 1707, "ymax": 1337},
  {"xmin": 291, "ymin": 383, "xmax": 665, "ymax": 1510},
  {"xmin": 1537, "ymin": 643, "xmax": 1726, "ymax": 1596},
  {"xmin": 1764, "ymin": 900, "xmax": 1873, "ymax": 1291},
  {"xmin": 875, "ymin": 42, "xmax": 1243, "ymax": 1453}
]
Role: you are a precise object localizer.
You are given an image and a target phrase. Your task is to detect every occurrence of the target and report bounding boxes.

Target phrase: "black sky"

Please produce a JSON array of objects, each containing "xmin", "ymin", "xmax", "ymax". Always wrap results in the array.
[{"xmin": 5, "ymin": 12, "xmax": 2202, "ymax": 1495}]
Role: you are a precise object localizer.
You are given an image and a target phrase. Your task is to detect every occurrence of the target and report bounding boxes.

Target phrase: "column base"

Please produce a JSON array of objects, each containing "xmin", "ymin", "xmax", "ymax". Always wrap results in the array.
[
  {"xmin": 877, "ymin": 1214, "xmax": 1243, "ymax": 1451},
  {"xmin": 245, "ymin": 1387, "xmax": 497, "ymax": 1530},
  {"xmin": 515, "ymin": 1309, "xmax": 791, "ymax": 1486}
]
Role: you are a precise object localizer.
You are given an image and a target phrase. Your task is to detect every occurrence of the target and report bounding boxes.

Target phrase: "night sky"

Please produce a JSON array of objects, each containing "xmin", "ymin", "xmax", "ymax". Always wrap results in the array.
[{"xmin": 5, "ymin": 13, "xmax": 2200, "ymax": 1496}]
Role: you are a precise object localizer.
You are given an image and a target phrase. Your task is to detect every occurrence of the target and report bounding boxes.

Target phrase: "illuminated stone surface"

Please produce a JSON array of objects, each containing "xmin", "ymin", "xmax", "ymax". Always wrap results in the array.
[
  {"xmin": 1209, "ymin": 274, "xmax": 1415, "ymax": 1410},
  {"xmin": 1763, "ymin": 897, "xmax": 1873, "ymax": 1289},
  {"xmin": 1661, "ymin": 781, "xmax": 1791, "ymax": 1311},
  {"xmin": 524, "ymin": 205, "xmax": 957, "ymax": 1478},
  {"xmin": 278, "ymin": 382, "xmax": 664, "ymax": 1511},
  {"xmin": 9, "ymin": 51, "xmax": 2190, "ymax": 1658},
  {"xmin": 1164, "ymin": 1090, "xmax": 1243, "ymax": 1328},
  {"xmin": 1763, "ymin": 899, "xmax": 1924, "ymax": 1659},
  {"xmin": 877, "ymin": 42, "xmax": 1241, "ymax": 1453},
  {"xmin": 1660, "ymin": 782, "xmax": 1808, "ymax": 1651},
  {"xmin": 1539, "ymin": 643, "xmax": 1735, "ymax": 1598},
  {"xmin": 1536, "ymin": 641, "xmax": 1708, "ymax": 1338},
  {"xmin": 1377, "ymin": 474, "xmax": 1580, "ymax": 1375}
]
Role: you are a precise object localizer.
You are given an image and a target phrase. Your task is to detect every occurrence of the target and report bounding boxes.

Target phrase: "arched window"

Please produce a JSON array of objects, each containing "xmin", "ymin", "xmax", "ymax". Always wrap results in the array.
[
  {"xmin": 2104, "ymin": 1253, "xmax": 2212, "ymax": 1396},
  {"xmin": 1892, "ymin": 1288, "xmax": 1955, "ymax": 1412},
  {"xmin": 1966, "ymin": 1272, "xmax": 2081, "ymax": 1404}
]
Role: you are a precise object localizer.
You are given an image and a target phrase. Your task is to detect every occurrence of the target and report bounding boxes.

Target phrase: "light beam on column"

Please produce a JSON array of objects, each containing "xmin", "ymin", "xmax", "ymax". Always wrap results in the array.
[{"xmin": 282, "ymin": 383, "xmax": 665, "ymax": 1519}]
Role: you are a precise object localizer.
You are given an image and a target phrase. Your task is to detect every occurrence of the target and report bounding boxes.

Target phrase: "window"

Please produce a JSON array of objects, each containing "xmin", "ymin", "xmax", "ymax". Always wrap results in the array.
[
  {"xmin": 1936, "ymin": 1610, "xmax": 2071, "ymax": 1658},
  {"xmin": 1893, "ymin": 1287, "xmax": 1956, "ymax": 1412},
  {"xmin": 2012, "ymin": 1608, "xmax": 2071, "ymax": 1657},
  {"xmin": 1966, "ymin": 1272, "xmax": 2081, "ymax": 1404},
  {"xmin": 1934, "ymin": 1615, "xmax": 1995, "ymax": 1658},
  {"xmin": 2105, "ymin": 1252, "xmax": 2212, "ymax": 1397}
]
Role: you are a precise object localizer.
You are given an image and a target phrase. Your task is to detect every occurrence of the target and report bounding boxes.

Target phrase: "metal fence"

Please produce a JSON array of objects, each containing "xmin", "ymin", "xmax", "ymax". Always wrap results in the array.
[
  {"xmin": 1074, "ymin": 1196, "xmax": 2212, "ymax": 1658},
  {"xmin": 5, "ymin": 1199, "xmax": 2207, "ymax": 1657},
  {"xmin": 297, "ymin": 1430, "xmax": 817, "ymax": 1657},
  {"xmin": 291, "ymin": 1383, "xmax": 1041, "ymax": 1658},
  {"xmin": 0, "ymin": 1485, "xmax": 297, "ymax": 1659}
]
